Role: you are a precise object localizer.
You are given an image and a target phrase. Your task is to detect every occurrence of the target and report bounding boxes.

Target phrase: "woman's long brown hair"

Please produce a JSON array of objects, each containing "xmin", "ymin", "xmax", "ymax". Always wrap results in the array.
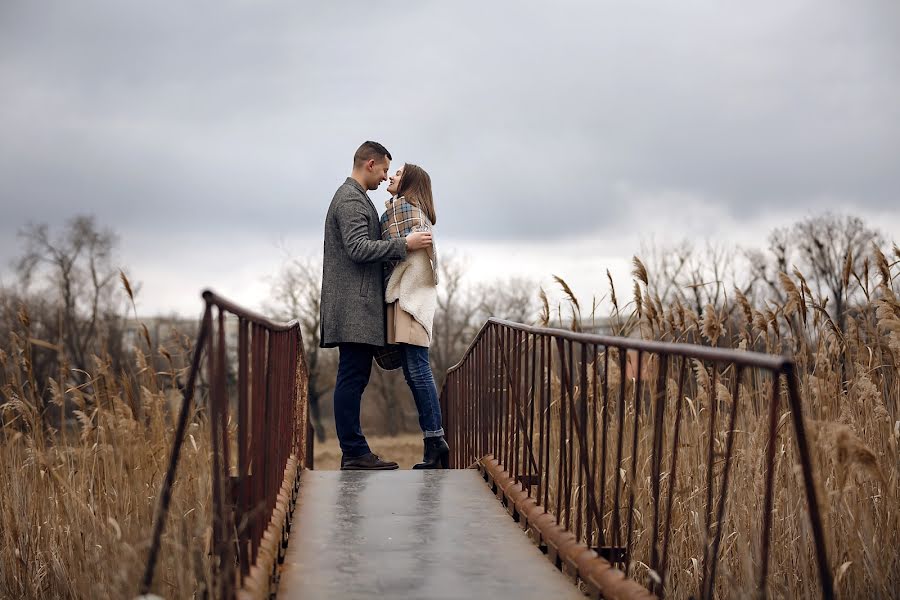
[{"xmin": 396, "ymin": 163, "xmax": 436, "ymax": 225}]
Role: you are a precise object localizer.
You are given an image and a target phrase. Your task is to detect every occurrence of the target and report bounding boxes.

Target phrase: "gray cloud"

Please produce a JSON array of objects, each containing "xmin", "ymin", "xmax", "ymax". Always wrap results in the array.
[{"xmin": 1, "ymin": 1, "xmax": 898, "ymax": 311}]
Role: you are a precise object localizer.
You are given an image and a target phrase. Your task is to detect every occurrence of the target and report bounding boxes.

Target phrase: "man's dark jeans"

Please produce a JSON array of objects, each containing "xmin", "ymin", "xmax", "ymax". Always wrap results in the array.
[{"xmin": 334, "ymin": 343, "xmax": 376, "ymax": 458}]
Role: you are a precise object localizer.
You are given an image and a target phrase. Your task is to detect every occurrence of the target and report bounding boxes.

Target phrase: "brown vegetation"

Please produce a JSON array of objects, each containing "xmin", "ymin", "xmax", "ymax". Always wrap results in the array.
[
  {"xmin": 0, "ymin": 315, "xmax": 211, "ymax": 598},
  {"xmin": 532, "ymin": 228, "xmax": 899, "ymax": 598},
  {"xmin": 0, "ymin": 213, "xmax": 896, "ymax": 598}
]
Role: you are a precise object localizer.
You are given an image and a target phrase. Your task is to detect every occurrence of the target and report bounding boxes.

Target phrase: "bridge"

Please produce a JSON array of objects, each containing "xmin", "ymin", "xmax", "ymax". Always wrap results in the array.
[{"xmin": 139, "ymin": 291, "xmax": 833, "ymax": 599}]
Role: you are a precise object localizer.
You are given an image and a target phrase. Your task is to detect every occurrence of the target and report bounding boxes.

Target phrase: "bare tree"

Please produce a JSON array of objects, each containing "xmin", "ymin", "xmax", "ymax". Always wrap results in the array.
[
  {"xmin": 430, "ymin": 253, "xmax": 538, "ymax": 388},
  {"xmin": 641, "ymin": 238, "xmax": 693, "ymax": 306},
  {"xmin": 476, "ymin": 276, "xmax": 538, "ymax": 324},
  {"xmin": 0, "ymin": 215, "xmax": 132, "ymax": 426},
  {"xmin": 758, "ymin": 214, "xmax": 883, "ymax": 333},
  {"xmin": 430, "ymin": 254, "xmax": 482, "ymax": 388},
  {"xmin": 14, "ymin": 215, "xmax": 126, "ymax": 376},
  {"xmin": 791, "ymin": 213, "xmax": 882, "ymax": 332},
  {"xmin": 640, "ymin": 238, "xmax": 752, "ymax": 315}
]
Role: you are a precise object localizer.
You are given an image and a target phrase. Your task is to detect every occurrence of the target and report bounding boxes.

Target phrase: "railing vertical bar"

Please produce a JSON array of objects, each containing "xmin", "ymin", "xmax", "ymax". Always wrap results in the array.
[
  {"xmin": 269, "ymin": 332, "xmax": 280, "ymax": 530},
  {"xmin": 461, "ymin": 360, "xmax": 466, "ymax": 466},
  {"xmin": 451, "ymin": 370, "xmax": 457, "ymax": 468},
  {"xmin": 439, "ymin": 378, "xmax": 448, "ymax": 467},
  {"xmin": 527, "ymin": 333, "xmax": 537, "ymax": 499},
  {"xmin": 624, "ymin": 350, "xmax": 643, "ymax": 578},
  {"xmin": 209, "ymin": 308, "xmax": 227, "ymax": 595},
  {"xmin": 476, "ymin": 330, "xmax": 482, "ymax": 462},
  {"xmin": 446, "ymin": 375, "xmax": 454, "ymax": 468},
  {"xmin": 469, "ymin": 336, "xmax": 487, "ymax": 460},
  {"xmin": 483, "ymin": 332, "xmax": 488, "ymax": 461},
  {"xmin": 237, "ymin": 319, "xmax": 250, "ymax": 579},
  {"xmin": 263, "ymin": 330, "xmax": 275, "ymax": 550},
  {"xmin": 491, "ymin": 327, "xmax": 503, "ymax": 461},
  {"xmin": 612, "ymin": 347, "xmax": 627, "ymax": 562},
  {"xmin": 496, "ymin": 325, "xmax": 504, "ymax": 468},
  {"xmin": 513, "ymin": 329, "xmax": 521, "ymax": 480},
  {"xmin": 472, "ymin": 338, "xmax": 477, "ymax": 464},
  {"xmin": 463, "ymin": 341, "xmax": 468, "ymax": 466},
  {"xmin": 659, "ymin": 355, "xmax": 687, "ymax": 598},
  {"xmin": 469, "ymin": 330, "xmax": 484, "ymax": 458},
  {"xmin": 500, "ymin": 326, "xmax": 507, "ymax": 469},
  {"xmin": 456, "ymin": 342, "xmax": 468, "ymax": 465},
  {"xmin": 649, "ymin": 352, "xmax": 669, "ymax": 591},
  {"xmin": 509, "ymin": 329, "xmax": 516, "ymax": 477},
  {"xmin": 518, "ymin": 330, "xmax": 528, "ymax": 480},
  {"xmin": 208, "ymin": 309, "xmax": 222, "ymax": 592},
  {"xmin": 252, "ymin": 325, "xmax": 267, "ymax": 562},
  {"xmin": 758, "ymin": 371, "xmax": 781, "ymax": 598},
  {"xmin": 566, "ymin": 339, "xmax": 575, "ymax": 534},
  {"xmin": 276, "ymin": 331, "xmax": 286, "ymax": 507},
  {"xmin": 555, "ymin": 337, "xmax": 565, "ymax": 523},
  {"xmin": 472, "ymin": 337, "xmax": 478, "ymax": 463},
  {"xmin": 287, "ymin": 330, "xmax": 298, "ymax": 462},
  {"xmin": 508, "ymin": 327, "xmax": 516, "ymax": 476},
  {"xmin": 597, "ymin": 346, "xmax": 610, "ymax": 550},
  {"xmin": 589, "ymin": 343, "xmax": 599, "ymax": 548},
  {"xmin": 540, "ymin": 335, "xmax": 549, "ymax": 512},
  {"xmin": 576, "ymin": 342, "xmax": 588, "ymax": 543},
  {"xmin": 702, "ymin": 363, "xmax": 719, "ymax": 594},
  {"xmin": 488, "ymin": 329, "xmax": 493, "ymax": 459},
  {"xmin": 506, "ymin": 327, "xmax": 513, "ymax": 473}
]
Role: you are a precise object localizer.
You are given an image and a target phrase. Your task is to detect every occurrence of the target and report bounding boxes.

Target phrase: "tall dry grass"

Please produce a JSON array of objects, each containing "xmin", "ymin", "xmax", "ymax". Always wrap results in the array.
[
  {"xmin": 1, "ymin": 243, "xmax": 897, "ymax": 599},
  {"xmin": 0, "ymin": 310, "xmax": 212, "ymax": 599},
  {"xmin": 526, "ymin": 246, "xmax": 899, "ymax": 598}
]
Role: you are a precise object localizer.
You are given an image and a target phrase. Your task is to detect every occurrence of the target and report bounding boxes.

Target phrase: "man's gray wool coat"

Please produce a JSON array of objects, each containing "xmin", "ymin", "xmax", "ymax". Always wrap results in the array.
[{"xmin": 320, "ymin": 178, "xmax": 407, "ymax": 348}]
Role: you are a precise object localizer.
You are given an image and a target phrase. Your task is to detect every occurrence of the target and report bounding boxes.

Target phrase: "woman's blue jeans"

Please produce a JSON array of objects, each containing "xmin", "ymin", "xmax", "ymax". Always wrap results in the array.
[{"xmin": 399, "ymin": 344, "xmax": 444, "ymax": 438}]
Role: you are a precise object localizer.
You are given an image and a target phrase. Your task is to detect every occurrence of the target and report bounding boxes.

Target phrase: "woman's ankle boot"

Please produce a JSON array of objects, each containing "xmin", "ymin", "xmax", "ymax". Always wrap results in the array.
[{"xmin": 413, "ymin": 436, "xmax": 450, "ymax": 469}]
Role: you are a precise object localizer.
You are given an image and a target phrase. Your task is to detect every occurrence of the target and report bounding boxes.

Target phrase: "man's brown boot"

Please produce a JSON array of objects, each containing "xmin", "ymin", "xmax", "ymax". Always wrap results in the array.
[{"xmin": 340, "ymin": 452, "xmax": 399, "ymax": 470}]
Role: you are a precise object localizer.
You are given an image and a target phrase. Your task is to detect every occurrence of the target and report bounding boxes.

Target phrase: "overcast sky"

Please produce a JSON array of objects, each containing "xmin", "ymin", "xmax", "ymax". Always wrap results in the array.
[{"xmin": 1, "ymin": 1, "xmax": 898, "ymax": 316}]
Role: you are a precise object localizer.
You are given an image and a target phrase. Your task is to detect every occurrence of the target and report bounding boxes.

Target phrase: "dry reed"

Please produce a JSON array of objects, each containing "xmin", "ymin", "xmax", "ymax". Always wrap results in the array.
[
  {"xmin": 526, "ymin": 249, "xmax": 899, "ymax": 598},
  {"xmin": 0, "ymin": 316, "xmax": 212, "ymax": 599},
  {"xmin": 2, "ymin": 244, "xmax": 898, "ymax": 599}
]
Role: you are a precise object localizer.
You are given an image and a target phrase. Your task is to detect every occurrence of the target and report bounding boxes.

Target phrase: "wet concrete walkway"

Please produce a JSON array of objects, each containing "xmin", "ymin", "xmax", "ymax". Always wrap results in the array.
[{"xmin": 279, "ymin": 469, "xmax": 584, "ymax": 600}]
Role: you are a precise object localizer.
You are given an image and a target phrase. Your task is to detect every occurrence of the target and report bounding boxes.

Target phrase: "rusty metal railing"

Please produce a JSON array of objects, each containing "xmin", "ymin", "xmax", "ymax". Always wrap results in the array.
[
  {"xmin": 441, "ymin": 318, "xmax": 832, "ymax": 600},
  {"xmin": 140, "ymin": 290, "xmax": 311, "ymax": 598}
]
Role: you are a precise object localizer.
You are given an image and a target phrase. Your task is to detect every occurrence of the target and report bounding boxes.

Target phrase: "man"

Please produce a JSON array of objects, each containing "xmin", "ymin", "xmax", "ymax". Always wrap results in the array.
[{"xmin": 320, "ymin": 141, "xmax": 433, "ymax": 470}]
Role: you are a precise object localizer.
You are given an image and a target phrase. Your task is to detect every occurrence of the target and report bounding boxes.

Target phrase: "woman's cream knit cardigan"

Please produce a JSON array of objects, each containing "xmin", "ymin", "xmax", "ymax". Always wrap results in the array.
[{"xmin": 385, "ymin": 248, "xmax": 438, "ymax": 344}]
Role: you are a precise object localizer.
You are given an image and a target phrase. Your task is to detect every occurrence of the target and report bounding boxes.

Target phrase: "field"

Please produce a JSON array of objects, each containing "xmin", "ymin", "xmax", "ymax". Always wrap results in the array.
[
  {"xmin": 0, "ymin": 342, "xmax": 212, "ymax": 599},
  {"xmin": 529, "ymin": 251, "xmax": 899, "ymax": 598},
  {"xmin": 0, "ymin": 246, "xmax": 898, "ymax": 598}
]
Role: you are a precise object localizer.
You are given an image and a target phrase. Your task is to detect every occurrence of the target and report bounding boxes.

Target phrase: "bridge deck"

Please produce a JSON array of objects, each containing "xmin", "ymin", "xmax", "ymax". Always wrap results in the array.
[{"xmin": 279, "ymin": 469, "xmax": 584, "ymax": 600}]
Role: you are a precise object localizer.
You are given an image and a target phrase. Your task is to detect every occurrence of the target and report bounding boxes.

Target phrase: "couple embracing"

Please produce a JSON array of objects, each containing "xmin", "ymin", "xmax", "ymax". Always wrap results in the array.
[{"xmin": 319, "ymin": 141, "xmax": 448, "ymax": 471}]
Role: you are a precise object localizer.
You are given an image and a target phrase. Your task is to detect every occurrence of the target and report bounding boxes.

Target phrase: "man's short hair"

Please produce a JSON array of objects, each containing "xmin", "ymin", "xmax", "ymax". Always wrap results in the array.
[{"xmin": 353, "ymin": 141, "xmax": 391, "ymax": 166}]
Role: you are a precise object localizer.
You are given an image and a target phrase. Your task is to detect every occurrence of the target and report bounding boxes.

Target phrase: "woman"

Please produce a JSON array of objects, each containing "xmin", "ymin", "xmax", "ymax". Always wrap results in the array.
[{"xmin": 380, "ymin": 163, "xmax": 449, "ymax": 469}]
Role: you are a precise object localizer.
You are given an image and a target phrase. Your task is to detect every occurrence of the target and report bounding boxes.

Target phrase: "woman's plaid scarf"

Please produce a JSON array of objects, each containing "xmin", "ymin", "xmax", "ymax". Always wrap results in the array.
[{"xmin": 380, "ymin": 195, "xmax": 439, "ymax": 285}]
